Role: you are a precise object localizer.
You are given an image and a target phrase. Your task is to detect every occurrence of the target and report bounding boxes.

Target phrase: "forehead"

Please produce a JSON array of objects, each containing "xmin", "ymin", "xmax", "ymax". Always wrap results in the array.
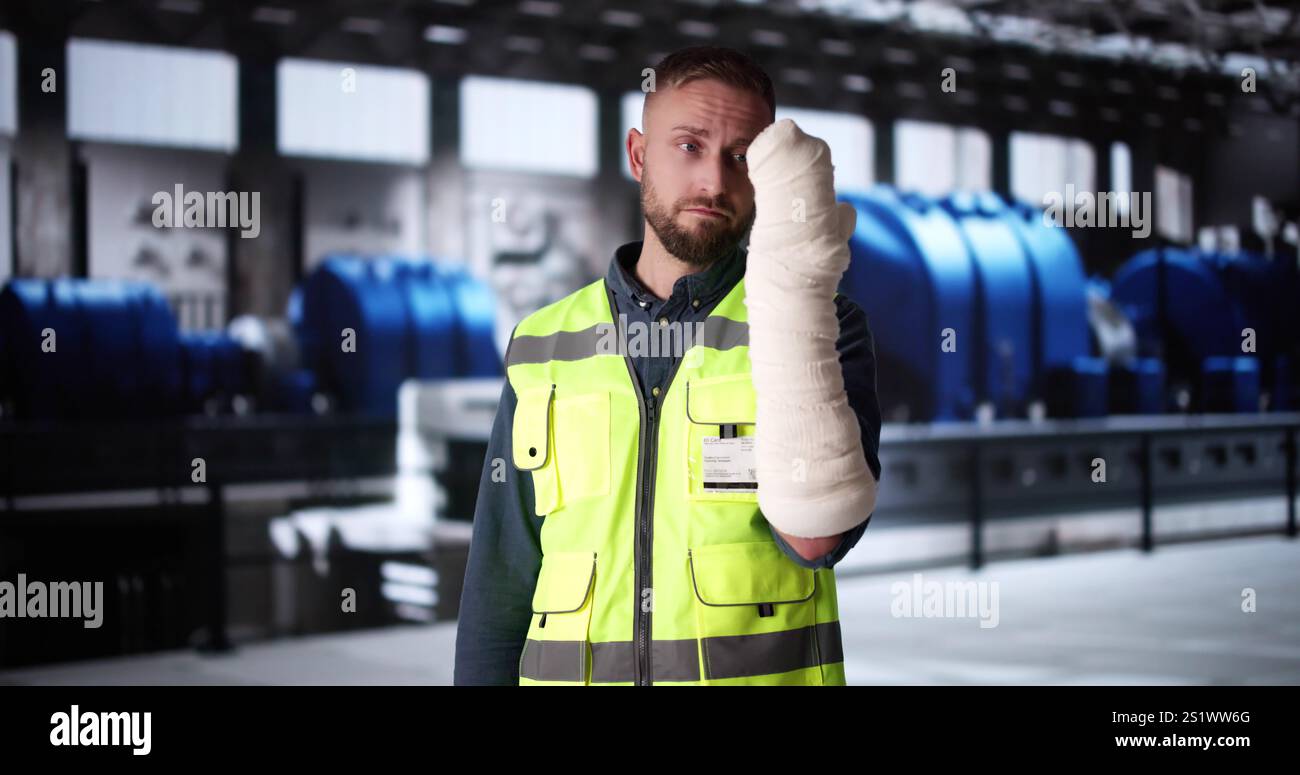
[{"xmin": 647, "ymin": 79, "xmax": 771, "ymax": 143}]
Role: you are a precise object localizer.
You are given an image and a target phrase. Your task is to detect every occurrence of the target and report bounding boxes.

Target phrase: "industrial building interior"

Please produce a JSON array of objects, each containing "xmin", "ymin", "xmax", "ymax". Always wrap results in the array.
[{"xmin": 0, "ymin": 0, "xmax": 1298, "ymax": 686}]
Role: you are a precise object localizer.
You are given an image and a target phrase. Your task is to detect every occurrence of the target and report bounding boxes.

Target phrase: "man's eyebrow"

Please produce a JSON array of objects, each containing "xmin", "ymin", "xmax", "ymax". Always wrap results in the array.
[
  {"xmin": 671, "ymin": 124, "xmax": 755, "ymax": 145},
  {"xmin": 672, "ymin": 124, "xmax": 710, "ymax": 137}
]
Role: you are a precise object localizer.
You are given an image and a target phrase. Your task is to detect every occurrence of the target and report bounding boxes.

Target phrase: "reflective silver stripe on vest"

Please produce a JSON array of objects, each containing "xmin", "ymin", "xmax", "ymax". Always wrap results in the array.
[
  {"xmin": 588, "ymin": 639, "xmax": 702, "ymax": 683},
  {"xmin": 521, "ymin": 622, "xmax": 843, "ymax": 683},
  {"xmin": 816, "ymin": 621, "xmax": 845, "ymax": 665},
  {"xmin": 519, "ymin": 638, "xmax": 586, "ymax": 683},
  {"xmin": 701, "ymin": 315, "xmax": 748, "ymax": 352},
  {"xmin": 506, "ymin": 317, "xmax": 749, "ymax": 367},
  {"xmin": 507, "ymin": 324, "xmax": 608, "ymax": 367}
]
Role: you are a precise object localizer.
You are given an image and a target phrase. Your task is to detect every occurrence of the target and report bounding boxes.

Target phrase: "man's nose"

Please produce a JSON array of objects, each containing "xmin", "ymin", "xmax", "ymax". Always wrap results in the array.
[{"xmin": 694, "ymin": 152, "xmax": 729, "ymax": 200}]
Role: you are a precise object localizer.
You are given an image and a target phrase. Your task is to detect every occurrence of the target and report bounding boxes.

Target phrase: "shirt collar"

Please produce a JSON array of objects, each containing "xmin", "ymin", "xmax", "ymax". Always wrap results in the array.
[{"xmin": 605, "ymin": 240, "xmax": 746, "ymax": 311}]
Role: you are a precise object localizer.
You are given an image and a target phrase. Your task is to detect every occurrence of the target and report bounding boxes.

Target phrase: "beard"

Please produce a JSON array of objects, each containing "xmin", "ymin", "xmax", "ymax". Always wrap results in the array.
[{"xmin": 640, "ymin": 170, "xmax": 756, "ymax": 269}]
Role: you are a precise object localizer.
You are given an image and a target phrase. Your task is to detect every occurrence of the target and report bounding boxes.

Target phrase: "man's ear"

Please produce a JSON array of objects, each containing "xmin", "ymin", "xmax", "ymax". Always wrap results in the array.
[{"xmin": 626, "ymin": 128, "xmax": 645, "ymax": 182}]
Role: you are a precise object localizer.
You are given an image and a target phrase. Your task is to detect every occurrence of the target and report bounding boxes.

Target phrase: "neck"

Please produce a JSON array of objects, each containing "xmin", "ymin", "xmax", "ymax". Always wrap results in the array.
[{"xmin": 636, "ymin": 224, "xmax": 708, "ymax": 301}]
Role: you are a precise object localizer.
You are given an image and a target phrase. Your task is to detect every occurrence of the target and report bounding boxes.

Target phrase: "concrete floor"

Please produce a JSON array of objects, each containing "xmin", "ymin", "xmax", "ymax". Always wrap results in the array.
[{"xmin": 2, "ymin": 534, "xmax": 1296, "ymax": 685}]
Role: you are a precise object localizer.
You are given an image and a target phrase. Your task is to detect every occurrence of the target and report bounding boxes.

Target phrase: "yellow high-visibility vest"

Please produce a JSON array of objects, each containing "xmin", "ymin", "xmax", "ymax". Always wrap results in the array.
[{"xmin": 505, "ymin": 275, "xmax": 846, "ymax": 685}]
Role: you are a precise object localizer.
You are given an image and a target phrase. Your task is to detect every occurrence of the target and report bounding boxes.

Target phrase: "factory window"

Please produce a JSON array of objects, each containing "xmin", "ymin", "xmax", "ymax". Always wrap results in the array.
[
  {"xmin": 1009, "ymin": 131, "xmax": 1095, "ymax": 207},
  {"xmin": 620, "ymin": 91, "xmax": 644, "ymax": 181},
  {"xmin": 894, "ymin": 120, "xmax": 990, "ymax": 196},
  {"xmin": 0, "ymin": 31, "xmax": 15, "ymax": 137},
  {"xmin": 67, "ymin": 38, "xmax": 237, "ymax": 152},
  {"xmin": 461, "ymin": 76, "xmax": 597, "ymax": 177},
  {"xmin": 622, "ymin": 93, "xmax": 875, "ymax": 192},
  {"xmin": 278, "ymin": 59, "xmax": 430, "ymax": 165},
  {"xmin": 775, "ymin": 107, "xmax": 874, "ymax": 193},
  {"xmin": 1155, "ymin": 165, "xmax": 1194, "ymax": 244},
  {"xmin": 1110, "ymin": 141, "xmax": 1132, "ymax": 217}
]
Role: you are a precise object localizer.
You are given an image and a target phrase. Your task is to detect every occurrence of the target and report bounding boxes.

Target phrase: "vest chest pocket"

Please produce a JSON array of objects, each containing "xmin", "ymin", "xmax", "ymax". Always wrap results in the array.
[
  {"xmin": 685, "ymin": 374, "xmax": 759, "ymax": 503},
  {"xmin": 513, "ymin": 385, "xmax": 610, "ymax": 517}
]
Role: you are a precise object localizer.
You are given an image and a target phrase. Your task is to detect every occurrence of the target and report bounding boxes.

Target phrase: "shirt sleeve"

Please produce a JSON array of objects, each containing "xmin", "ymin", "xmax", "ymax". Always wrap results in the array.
[
  {"xmin": 768, "ymin": 292, "xmax": 883, "ymax": 570},
  {"xmin": 452, "ymin": 371, "xmax": 545, "ymax": 685}
]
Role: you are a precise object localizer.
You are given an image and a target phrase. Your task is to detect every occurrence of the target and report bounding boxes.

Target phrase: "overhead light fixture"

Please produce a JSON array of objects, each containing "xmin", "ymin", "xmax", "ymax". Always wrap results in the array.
[
  {"xmin": 505, "ymin": 36, "xmax": 543, "ymax": 54},
  {"xmin": 1056, "ymin": 71, "xmax": 1084, "ymax": 88},
  {"xmin": 883, "ymin": 47, "xmax": 917, "ymax": 65},
  {"xmin": 678, "ymin": 20, "xmax": 718, "ymax": 38},
  {"xmin": 896, "ymin": 81, "xmax": 926, "ymax": 99},
  {"xmin": 820, "ymin": 39, "xmax": 853, "ymax": 57},
  {"xmin": 424, "ymin": 25, "xmax": 467, "ymax": 45},
  {"xmin": 1048, "ymin": 100, "xmax": 1076, "ymax": 117},
  {"xmin": 601, "ymin": 9, "xmax": 642, "ymax": 28},
  {"xmin": 751, "ymin": 29, "xmax": 786, "ymax": 47},
  {"xmin": 781, "ymin": 68, "xmax": 813, "ymax": 86},
  {"xmin": 251, "ymin": 6, "xmax": 295, "ymax": 25},
  {"xmin": 1001, "ymin": 62, "xmax": 1032, "ymax": 80},
  {"xmin": 519, "ymin": 0, "xmax": 562, "ymax": 17},
  {"xmin": 1002, "ymin": 95, "xmax": 1029, "ymax": 112},
  {"xmin": 841, "ymin": 74, "xmax": 872, "ymax": 93},
  {"xmin": 341, "ymin": 17, "xmax": 384, "ymax": 35},
  {"xmin": 578, "ymin": 45, "xmax": 616, "ymax": 62},
  {"xmin": 945, "ymin": 56, "xmax": 974, "ymax": 73}
]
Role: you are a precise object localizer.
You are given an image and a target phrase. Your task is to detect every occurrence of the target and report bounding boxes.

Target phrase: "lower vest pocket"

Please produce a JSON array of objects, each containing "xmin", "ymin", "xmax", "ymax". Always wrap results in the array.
[
  {"xmin": 519, "ymin": 550, "xmax": 596, "ymax": 684},
  {"xmin": 688, "ymin": 541, "xmax": 826, "ymax": 683}
]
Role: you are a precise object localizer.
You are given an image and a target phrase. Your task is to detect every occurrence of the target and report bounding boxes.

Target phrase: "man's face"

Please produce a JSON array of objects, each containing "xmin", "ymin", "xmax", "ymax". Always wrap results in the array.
[{"xmin": 629, "ymin": 79, "xmax": 771, "ymax": 268}]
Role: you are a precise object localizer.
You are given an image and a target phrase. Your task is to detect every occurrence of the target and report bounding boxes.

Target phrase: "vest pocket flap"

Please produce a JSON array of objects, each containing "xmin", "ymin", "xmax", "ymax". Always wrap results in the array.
[
  {"xmin": 532, "ymin": 551, "xmax": 596, "ymax": 613},
  {"xmin": 513, "ymin": 385, "xmax": 554, "ymax": 471},
  {"xmin": 685, "ymin": 374, "xmax": 757, "ymax": 425},
  {"xmin": 689, "ymin": 542, "xmax": 814, "ymax": 606}
]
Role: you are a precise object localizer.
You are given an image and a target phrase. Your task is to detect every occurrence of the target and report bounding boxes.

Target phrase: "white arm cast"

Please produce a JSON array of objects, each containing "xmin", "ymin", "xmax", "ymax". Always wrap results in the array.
[{"xmin": 744, "ymin": 118, "xmax": 878, "ymax": 539}]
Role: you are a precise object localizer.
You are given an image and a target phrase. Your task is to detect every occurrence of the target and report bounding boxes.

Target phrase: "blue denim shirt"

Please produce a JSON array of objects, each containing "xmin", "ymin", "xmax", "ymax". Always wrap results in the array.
[{"xmin": 453, "ymin": 240, "xmax": 883, "ymax": 685}]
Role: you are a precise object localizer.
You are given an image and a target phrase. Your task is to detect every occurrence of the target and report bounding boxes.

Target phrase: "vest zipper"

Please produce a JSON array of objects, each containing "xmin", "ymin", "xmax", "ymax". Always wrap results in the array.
[
  {"xmin": 638, "ymin": 395, "xmax": 656, "ymax": 686},
  {"xmin": 607, "ymin": 284, "xmax": 690, "ymax": 686}
]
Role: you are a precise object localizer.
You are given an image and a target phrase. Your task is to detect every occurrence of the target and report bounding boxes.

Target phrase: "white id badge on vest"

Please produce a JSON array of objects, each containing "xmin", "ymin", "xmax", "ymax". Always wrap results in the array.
[{"xmin": 701, "ymin": 435, "xmax": 758, "ymax": 493}]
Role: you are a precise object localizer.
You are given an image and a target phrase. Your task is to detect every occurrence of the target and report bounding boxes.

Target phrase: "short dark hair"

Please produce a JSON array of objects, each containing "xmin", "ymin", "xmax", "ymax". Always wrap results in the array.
[{"xmin": 644, "ymin": 45, "xmax": 776, "ymax": 125}]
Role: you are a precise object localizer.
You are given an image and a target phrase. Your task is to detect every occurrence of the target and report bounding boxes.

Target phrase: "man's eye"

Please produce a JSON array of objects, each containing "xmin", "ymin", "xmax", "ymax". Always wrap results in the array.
[
  {"xmin": 734, "ymin": 153, "xmax": 747, "ymax": 164},
  {"xmin": 679, "ymin": 142, "xmax": 698, "ymax": 153}
]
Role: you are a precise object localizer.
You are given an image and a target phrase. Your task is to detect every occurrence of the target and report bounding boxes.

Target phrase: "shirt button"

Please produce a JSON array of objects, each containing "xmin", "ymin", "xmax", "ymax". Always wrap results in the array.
[
  {"xmin": 652, "ymin": 386, "xmax": 661, "ymax": 397},
  {"xmin": 658, "ymin": 317, "xmax": 668, "ymax": 326},
  {"xmin": 692, "ymin": 299, "xmax": 700, "ymax": 308}
]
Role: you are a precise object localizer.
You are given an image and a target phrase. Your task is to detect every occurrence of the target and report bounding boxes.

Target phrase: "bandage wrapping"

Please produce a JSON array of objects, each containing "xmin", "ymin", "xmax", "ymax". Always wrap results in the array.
[{"xmin": 744, "ymin": 118, "xmax": 878, "ymax": 539}]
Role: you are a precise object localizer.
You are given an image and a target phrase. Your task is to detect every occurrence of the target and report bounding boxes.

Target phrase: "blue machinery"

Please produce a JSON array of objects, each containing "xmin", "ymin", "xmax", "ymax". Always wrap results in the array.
[
  {"xmin": 840, "ymin": 186, "xmax": 1300, "ymax": 421},
  {"xmin": 0, "ymin": 255, "xmax": 501, "ymax": 421}
]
